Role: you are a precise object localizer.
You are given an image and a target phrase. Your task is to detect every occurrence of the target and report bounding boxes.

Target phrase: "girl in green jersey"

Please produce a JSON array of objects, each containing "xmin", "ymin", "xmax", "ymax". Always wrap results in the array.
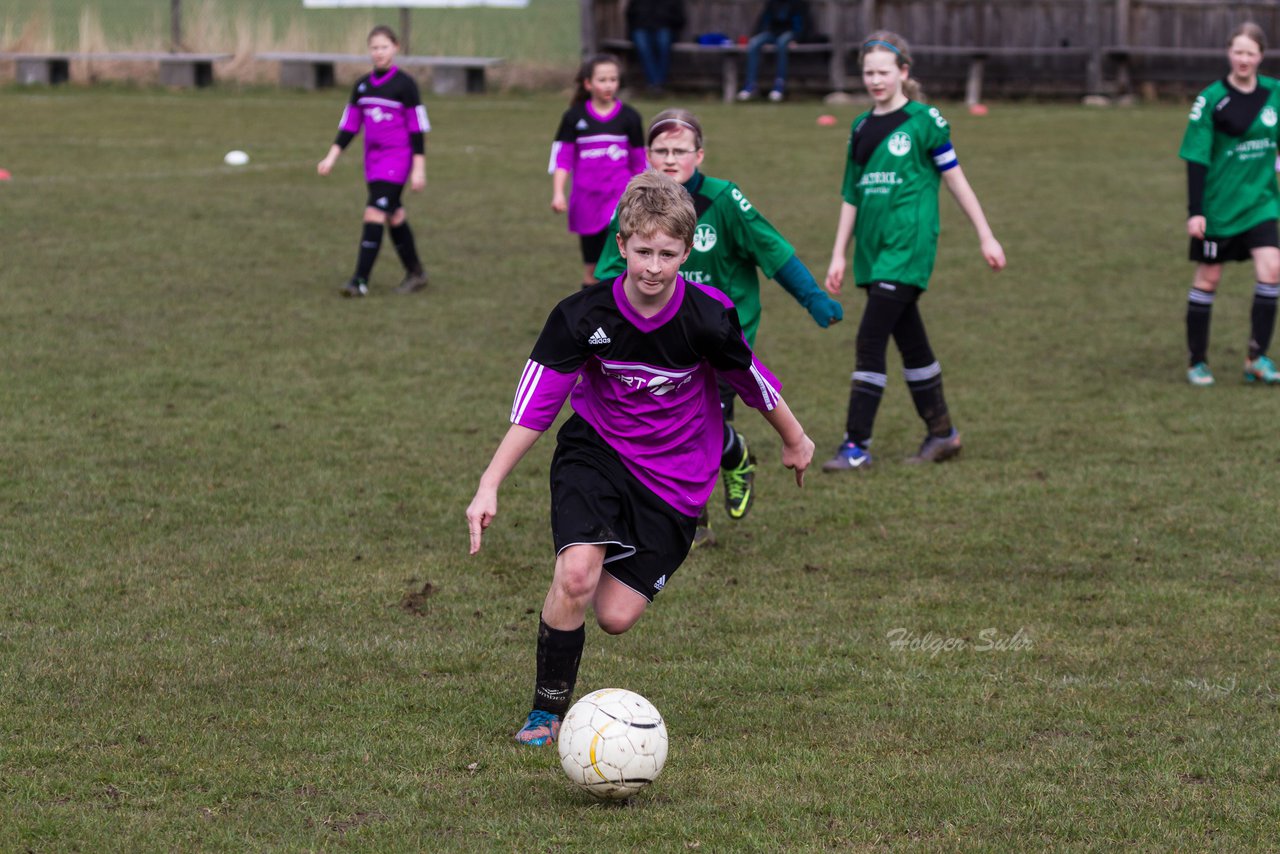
[
  {"xmin": 1179, "ymin": 21, "xmax": 1280, "ymax": 387},
  {"xmin": 822, "ymin": 31, "xmax": 1005, "ymax": 472}
]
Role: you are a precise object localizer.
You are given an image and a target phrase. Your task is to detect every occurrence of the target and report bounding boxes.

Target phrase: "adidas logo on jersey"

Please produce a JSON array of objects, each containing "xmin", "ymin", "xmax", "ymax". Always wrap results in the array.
[
  {"xmin": 576, "ymin": 118, "xmax": 589, "ymax": 130},
  {"xmin": 588, "ymin": 327, "xmax": 611, "ymax": 345}
]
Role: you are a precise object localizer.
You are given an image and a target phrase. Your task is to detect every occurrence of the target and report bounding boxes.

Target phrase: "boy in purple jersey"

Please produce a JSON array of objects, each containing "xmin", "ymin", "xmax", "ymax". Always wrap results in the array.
[
  {"xmin": 317, "ymin": 25, "xmax": 430, "ymax": 298},
  {"xmin": 466, "ymin": 172, "xmax": 815, "ymax": 746}
]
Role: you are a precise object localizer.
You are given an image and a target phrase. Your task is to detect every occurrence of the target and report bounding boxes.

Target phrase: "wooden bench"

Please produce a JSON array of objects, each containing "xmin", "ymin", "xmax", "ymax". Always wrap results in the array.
[
  {"xmin": 257, "ymin": 52, "xmax": 503, "ymax": 95},
  {"xmin": 911, "ymin": 45, "xmax": 1096, "ymax": 104},
  {"xmin": 0, "ymin": 51, "xmax": 231, "ymax": 87},
  {"xmin": 601, "ymin": 38, "xmax": 837, "ymax": 103},
  {"xmin": 1103, "ymin": 46, "xmax": 1225, "ymax": 95}
]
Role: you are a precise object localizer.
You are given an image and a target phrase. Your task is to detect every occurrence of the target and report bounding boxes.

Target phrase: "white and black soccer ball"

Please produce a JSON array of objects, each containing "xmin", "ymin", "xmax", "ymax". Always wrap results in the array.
[{"xmin": 557, "ymin": 688, "xmax": 668, "ymax": 800}]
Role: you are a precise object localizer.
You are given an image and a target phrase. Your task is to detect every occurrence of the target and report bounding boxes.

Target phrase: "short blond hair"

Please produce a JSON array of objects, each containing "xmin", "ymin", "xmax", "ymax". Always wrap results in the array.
[{"xmin": 616, "ymin": 172, "xmax": 696, "ymax": 248}]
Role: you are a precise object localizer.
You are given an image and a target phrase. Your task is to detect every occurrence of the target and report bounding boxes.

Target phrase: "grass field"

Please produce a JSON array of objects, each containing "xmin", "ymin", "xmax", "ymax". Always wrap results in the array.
[
  {"xmin": 3, "ymin": 86, "xmax": 1280, "ymax": 849},
  {"xmin": 0, "ymin": 0, "xmax": 580, "ymax": 67}
]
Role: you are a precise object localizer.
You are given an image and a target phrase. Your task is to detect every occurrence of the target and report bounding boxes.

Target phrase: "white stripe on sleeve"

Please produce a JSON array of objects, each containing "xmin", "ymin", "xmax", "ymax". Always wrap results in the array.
[{"xmin": 511, "ymin": 360, "xmax": 545, "ymax": 424}]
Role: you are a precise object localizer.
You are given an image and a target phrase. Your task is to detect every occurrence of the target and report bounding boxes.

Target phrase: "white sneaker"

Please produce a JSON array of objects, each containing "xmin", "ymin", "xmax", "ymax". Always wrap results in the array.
[
  {"xmin": 768, "ymin": 89, "xmax": 784, "ymax": 102},
  {"xmin": 736, "ymin": 88, "xmax": 754, "ymax": 101}
]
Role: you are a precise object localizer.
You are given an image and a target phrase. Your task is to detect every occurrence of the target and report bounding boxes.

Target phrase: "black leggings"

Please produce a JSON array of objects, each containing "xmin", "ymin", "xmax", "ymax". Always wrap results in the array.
[{"xmin": 845, "ymin": 282, "xmax": 951, "ymax": 445}]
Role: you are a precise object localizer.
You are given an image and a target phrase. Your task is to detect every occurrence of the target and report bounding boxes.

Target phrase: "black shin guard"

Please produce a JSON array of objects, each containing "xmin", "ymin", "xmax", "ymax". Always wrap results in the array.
[
  {"xmin": 1186, "ymin": 287, "xmax": 1215, "ymax": 366},
  {"xmin": 355, "ymin": 222, "xmax": 385, "ymax": 281},
  {"xmin": 533, "ymin": 617, "xmax": 585, "ymax": 716},
  {"xmin": 845, "ymin": 376, "xmax": 885, "ymax": 447},
  {"xmin": 1249, "ymin": 282, "xmax": 1278, "ymax": 360},
  {"xmin": 721, "ymin": 422, "xmax": 746, "ymax": 470},
  {"xmin": 389, "ymin": 220, "xmax": 423, "ymax": 274},
  {"xmin": 906, "ymin": 374, "xmax": 953, "ymax": 437}
]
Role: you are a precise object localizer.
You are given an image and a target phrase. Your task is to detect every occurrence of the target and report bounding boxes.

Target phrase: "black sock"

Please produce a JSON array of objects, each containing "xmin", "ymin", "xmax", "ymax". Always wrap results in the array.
[
  {"xmin": 1249, "ymin": 282, "xmax": 1278, "ymax": 360},
  {"xmin": 904, "ymin": 362, "xmax": 953, "ymax": 437},
  {"xmin": 845, "ymin": 372, "xmax": 886, "ymax": 447},
  {"xmin": 720, "ymin": 422, "xmax": 747, "ymax": 470},
  {"xmin": 533, "ymin": 616, "xmax": 585, "ymax": 716},
  {"xmin": 389, "ymin": 221, "xmax": 423, "ymax": 274},
  {"xmin": 355, "ymin": 222, "xmax": 384, "ymax": 281},
  {"xmin": 1186, "ymin": 287, "xmax": 1214, "ymax": 366}
]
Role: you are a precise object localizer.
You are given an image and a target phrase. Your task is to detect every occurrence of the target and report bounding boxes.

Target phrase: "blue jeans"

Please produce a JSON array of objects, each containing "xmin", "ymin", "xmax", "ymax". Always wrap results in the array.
[
  {"xmin": 631, "ymin": 27, "xmax": 673, "ymax": 88},
  {"xmin": 743, "ymin": 30, "xmax": 796, "ymax": 92}
]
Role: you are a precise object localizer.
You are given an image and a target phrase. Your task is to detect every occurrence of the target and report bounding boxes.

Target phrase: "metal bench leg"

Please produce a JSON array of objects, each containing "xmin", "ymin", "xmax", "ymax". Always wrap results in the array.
[
  {"xmin": 721, "ymin": 54, "xmax": 738, "ymax": 103},
  {"xmin": 965, "ymin": 57, "xmax": 985, "ymax": 105}
]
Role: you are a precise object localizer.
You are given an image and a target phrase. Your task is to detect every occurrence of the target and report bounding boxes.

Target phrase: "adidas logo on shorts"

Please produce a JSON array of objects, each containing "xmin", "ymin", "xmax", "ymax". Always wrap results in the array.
[
  {"xmin": 653, "ymin": 575, "xmax": 666, "ymax": 591},
  {"xmin": 588, "ymin": 327, "xmax": 611, "ymax": 346}
]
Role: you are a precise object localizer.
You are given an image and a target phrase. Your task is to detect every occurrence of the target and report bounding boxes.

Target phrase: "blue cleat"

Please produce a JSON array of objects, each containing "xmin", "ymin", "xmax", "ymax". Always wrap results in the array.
[
  {"xmin": 1187, "ymin": 362, "xmax": 1215, "ymax": 386},
  {"xmin": 1244, "ymin": 355, "xmax": 1280, "ymax": 384},
  {"xmin": 821, "ymin": 441, "xmax": 872, "ymax": 472},
  {"xmin": 515, "ymin": 709, "xmax": 561, "ymax": 746}
]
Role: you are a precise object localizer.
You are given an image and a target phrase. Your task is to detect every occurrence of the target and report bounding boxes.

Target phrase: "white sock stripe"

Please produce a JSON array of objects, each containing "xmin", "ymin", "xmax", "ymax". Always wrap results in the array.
[
  {"xmin": 853, "ymin": 371, "xmax": 888, "ymax": 387},
  {"xmin": 1187, "ymin": 288, "xmax": 1216, "ymax": 305},
  {"xmin": 902, "ymin": 361, "xmax": 942, "ymax": 382},
  {"xmin": 1255, "ymin": 283, "xmax": 1280, "ymax": 298}
]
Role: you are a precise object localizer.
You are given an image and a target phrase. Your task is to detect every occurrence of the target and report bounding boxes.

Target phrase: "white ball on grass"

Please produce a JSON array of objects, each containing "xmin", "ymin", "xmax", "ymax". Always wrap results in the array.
[{"xmin": 223, "ymin": 150, "xmax": 250, "ymax": 166}]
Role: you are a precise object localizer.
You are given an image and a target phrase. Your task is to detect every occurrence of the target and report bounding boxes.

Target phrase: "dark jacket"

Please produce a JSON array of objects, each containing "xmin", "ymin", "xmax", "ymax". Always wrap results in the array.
[
  {"xmin": 753, "ymin": 0, "xmax": 810, "ymax": 38},
  {"xmin": 626, "ymin": 0, "xmax": 686, "ymax": 33}
]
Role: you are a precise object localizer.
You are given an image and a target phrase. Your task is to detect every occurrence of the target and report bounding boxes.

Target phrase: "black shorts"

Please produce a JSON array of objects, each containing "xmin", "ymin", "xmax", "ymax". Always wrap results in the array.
[
  {"xmin": 366, "ymin": 181, "xmax": 404, "ymax": 214},
  {"xmin": 1189, "ymin": 220, "xmax": 1279, "ymax": 264},
  {"xmin": 549, "ymin": 415, "xmax": 697, "ymax": 602},
  {"xmin": 857, "ymin": 280, "xmax": 925, "ymax": 303},
  {"xmin": 579, "ymin": 228, "xmax": 610, "ymax": 264}
]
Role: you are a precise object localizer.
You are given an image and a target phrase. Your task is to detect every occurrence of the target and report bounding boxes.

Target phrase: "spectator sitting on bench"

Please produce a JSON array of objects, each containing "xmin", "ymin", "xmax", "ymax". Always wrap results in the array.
[
  {"xmin": 627, "ymin": 0, "xmax": 686, "ymax": 95},
  {"xmin": 737, "ymin": 0, "xmax": 811, "ymax": 102}
]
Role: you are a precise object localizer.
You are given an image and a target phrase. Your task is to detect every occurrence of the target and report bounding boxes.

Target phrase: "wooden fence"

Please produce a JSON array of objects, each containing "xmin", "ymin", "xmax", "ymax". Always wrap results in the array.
[{"xmin": 582, "ymin": 0, "xmax": 1280, "ymax": 99}]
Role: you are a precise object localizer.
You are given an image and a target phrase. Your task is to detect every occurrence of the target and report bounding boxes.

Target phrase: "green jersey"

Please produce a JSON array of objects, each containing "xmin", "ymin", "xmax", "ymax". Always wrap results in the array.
[
  {"xmin": 594, "ymin": 172, "xmax": 795, "ymax": 346},
  {"xmin": 840, "ymin": 100, "xmax": 955, "ymax": 290},
  {"xmin": 1179, "ymin": 76, "xmax": 1280, "ymax": 237}
]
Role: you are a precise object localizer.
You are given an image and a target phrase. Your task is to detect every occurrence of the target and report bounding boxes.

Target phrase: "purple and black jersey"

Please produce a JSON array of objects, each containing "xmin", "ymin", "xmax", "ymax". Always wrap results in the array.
[
  {"xmin": 335, "ymin": 66, "xmax": 430, "ymax": 184},
  {"xmin": 511, "ymin": 276, "xmax": 781, "ymax": 516},
  {"xmin": 549, "ymin": 101, "xmax": 646, "ymax": 235}
]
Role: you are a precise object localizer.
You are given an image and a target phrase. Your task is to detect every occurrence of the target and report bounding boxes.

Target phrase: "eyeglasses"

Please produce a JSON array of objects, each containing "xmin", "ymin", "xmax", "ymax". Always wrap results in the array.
[{"xmin": 649, "ymin": 147, "xmax": 698, "ymax": 160}]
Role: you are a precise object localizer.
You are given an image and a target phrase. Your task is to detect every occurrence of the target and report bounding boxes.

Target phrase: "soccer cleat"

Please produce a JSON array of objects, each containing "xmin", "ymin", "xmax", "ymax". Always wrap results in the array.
[
  {"xmin": 395, "ymin": 268, "xmax": 430, "ymax": 294},
  {"xmin": 768, "ymin": 88, "xmax": 784, "ymax": 102},
  {"xmin": 1243, "ymin": 355, "xmax": 1280, "ymax": 384},
  {"xmin": 735, "ymin": 88, "xmax": 754, "ymax": 101},
  {"xmin": 821, "ymin": 441, "xmax": 872, "ymax": 472},
  {"xmin": 1187, "ymin": 362, "xmax": 1215, "ymax": 386},
  {"xmin": 691, "ymin": 508, "xmax": 716, "ymax": 549},
  {"xmin": 340, "ymin": 277, "xmax": 369, "ymax": 298},
  {"xmin": 515, "ymin": 709, "xmax": 561, "ymax": 746},
  {"xmin": 722, "ymin": 440, "xmax": 757, "ymax": 521},
  {"xmin": 906, "ymin": 429, "xmax": 963, "ymax": 464}
]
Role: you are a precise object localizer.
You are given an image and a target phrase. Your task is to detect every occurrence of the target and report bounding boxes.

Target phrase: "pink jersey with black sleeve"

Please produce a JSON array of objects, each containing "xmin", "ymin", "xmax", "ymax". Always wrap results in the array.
[
  {"xmin": 334, "ymin": 67, "xmax": 430, "ymax": 184},
  {"xmin": 510, "ymin": 276, "xmax": 782, "ymax": 517},
  {"xmin": 548, "ymin": 101, "xmax": 647, "ymax": 235}
]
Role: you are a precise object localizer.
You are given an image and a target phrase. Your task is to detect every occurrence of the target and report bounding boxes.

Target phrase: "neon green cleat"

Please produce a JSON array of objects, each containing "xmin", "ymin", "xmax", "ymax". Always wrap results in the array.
[
  {"xmin": 1244, "ymin": 355, "xmax": 1280, "ymax": 384},
  {"xmin": 722, "ymin": 438, "xmax": 757, "ymax": 521},
  {"xmin": 1187, "ymin": 362, "xmax": 1215, "ymax": 387}
]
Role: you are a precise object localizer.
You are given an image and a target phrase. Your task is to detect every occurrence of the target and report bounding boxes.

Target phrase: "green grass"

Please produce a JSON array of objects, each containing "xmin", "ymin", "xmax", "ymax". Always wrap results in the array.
[
  {"xmin": 3, "ymin": 87, "xmax": 1280, "ymax": 849},
  {"xmin": 0, "ymin": 0, "xmax": 581, "ymax": 65}
]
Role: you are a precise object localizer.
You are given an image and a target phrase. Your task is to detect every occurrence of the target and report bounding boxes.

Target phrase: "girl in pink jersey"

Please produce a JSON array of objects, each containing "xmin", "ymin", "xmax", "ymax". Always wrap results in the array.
[
  {"xmin": 550, "ymin": 54, "xmax": 646, "ymax": 288},
  {"xmin": 317, "ymin": 25, "xmax": 430, "ymax": 297}
]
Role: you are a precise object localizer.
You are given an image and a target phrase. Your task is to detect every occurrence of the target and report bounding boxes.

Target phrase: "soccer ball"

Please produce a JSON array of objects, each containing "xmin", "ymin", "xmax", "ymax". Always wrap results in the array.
[
  {"xmin": 223, "ymin": 150, "xmax": 249, "ymax": 166},
  {"xmin": 557, "ymin": 688, "xmax": 668, "ymax": 800}
]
